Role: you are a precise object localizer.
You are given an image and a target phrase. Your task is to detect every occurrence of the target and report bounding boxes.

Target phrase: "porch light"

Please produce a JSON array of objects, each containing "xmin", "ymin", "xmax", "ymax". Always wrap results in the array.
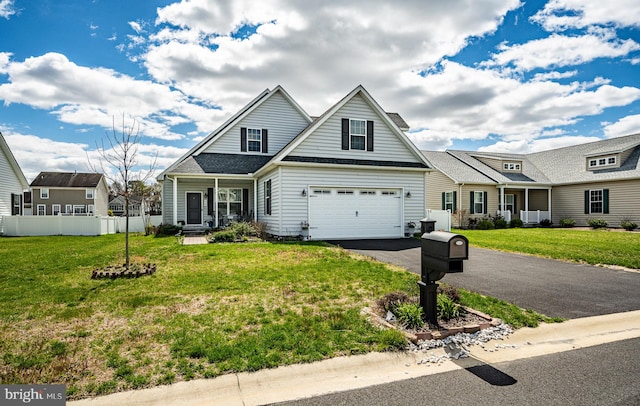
[{"xmin": 302, "ymin": 189, "xmax": 307, "ymax": 197}]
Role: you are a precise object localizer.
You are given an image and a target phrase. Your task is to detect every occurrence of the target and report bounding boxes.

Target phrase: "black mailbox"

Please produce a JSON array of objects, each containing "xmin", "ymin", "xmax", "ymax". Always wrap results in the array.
[{"xmin": 421, "ymin": 231, "xmax": 468, "ymax": 283}]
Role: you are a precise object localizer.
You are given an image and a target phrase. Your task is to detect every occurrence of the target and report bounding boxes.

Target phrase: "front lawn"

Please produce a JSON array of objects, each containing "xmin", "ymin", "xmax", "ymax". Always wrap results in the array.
[
  {"xmin": 0, "ymin": 234, "xmax": 554, "ymax": 399},
  {"xmin": 454, "ymin": 228, "xmax": 640, "ymax": 269}
]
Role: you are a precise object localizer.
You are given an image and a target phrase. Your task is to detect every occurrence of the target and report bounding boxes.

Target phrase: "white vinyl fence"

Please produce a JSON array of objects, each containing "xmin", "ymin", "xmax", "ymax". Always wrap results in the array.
[
  {"xmin": 0, "ymin": 215, "xmax": 163, "ymax": 236},
  {"xmin": 424, "ymin": 209, "xmax": 452, "ymax": 232}
]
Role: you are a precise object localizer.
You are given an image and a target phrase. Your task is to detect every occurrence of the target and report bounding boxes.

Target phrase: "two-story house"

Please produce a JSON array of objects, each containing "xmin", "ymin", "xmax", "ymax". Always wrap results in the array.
[
  {"xmin": 158, "ymin": 85, "xmax": 432, "ymax": 240},
  {"xmin": 30, "ymin": 172, "xmax": 110, "ymax": 216}
]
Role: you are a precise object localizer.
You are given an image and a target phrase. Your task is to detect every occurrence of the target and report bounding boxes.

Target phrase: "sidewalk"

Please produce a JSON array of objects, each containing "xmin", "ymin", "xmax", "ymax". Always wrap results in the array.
[{"xmin": 71, "ymin": 310, "xmax": 640, "ymax": 406}]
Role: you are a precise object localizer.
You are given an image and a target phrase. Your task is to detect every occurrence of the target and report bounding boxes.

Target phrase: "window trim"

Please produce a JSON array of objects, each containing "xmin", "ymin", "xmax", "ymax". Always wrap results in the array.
[
  {"xmin": 52, "ymin": 204, "xmax": 61, "ymax": 216},
  {"xmin": 246, "ymin": 128, "xmax": 262, "ymax": 152},
  {"xmin": 40, "ymin": 188, "xmax": 49, "ymax": 199},
  {"xmin": 444, "ymin": 191, "xmax": 454, "ymax": 212},
  {"xmin": 73, "ymin": 205, "xmax": 87, "ymax": 215},
  {"xmin": 37, "ymin": 204, "xmax": 46, "ymax": 216},
  {"xmin": 589, "ymin": 189, "xmax": 604, "ymax": 214},
  {"xmin": 86, "ymin": 188, "xmax": 95, "ymax": 199},
  {"xmin": 349, "ymin": 119, "xmax": 366, "ymax": 151},
  {"xmin": 65, "ymin": 204, "xmax": 72, "ymax": 214},
  {"xmin": 588, "ymin": 155, "xmax": 617, "ymax": 169}
]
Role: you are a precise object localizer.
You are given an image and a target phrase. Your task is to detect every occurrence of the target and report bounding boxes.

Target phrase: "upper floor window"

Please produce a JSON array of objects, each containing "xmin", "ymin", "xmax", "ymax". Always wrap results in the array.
[
  {"xmin": 350, "ymin": 119, "xmax": 366, "ymax": 150},
  {"xmin": 241, "ymin": 127, "xmax": 268, "ymax": 153},
  {"xmin": 588, "ymin": 155, "xmax": 616, "ymax": 169},
  {"xmin": 247, "ymin": 129, "xmax": 262, "ymax": 152},
  {"xmin": 342, "ymin": 118, "xmax": 374, "ymax": 151},
  {"xmin": 86, "ymin": 189, "xmax": 95, "ymax": 199},
  {"xmin": 502, "ymin": 162, "xmax": 521, "ymax": 171},
  {"xmin": 40, "ymin": 188, "xmax": 49, "ymax": 199}
]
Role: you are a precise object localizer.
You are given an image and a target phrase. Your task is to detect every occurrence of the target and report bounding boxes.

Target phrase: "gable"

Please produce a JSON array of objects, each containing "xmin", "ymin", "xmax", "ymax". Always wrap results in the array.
[
  {"xmin": 0, "ymin": 133, "xmax": 29, "ymax": 190},
  {"xmin": 201, "ymin": 91, "xmax": 311, "ymax": 156},
  {"xmin": 286, "ymin": 93, "xmax": 421, "ymax": 164}
]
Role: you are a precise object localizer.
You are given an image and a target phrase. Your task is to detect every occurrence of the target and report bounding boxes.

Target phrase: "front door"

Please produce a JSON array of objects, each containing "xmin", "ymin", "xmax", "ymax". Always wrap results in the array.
[{"xmin": 186, "ymin": 193, "xmax": 202, "ymax": 225}]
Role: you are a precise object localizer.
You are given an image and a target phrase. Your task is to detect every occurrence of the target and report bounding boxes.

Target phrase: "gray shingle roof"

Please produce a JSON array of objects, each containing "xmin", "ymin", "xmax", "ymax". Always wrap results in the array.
[
  {"xmin": 30, "ymin": 172, "xmax": 103, "ymax": 188},
  {"xmin": 421, "ymin": 133, "xmax": 640, "ymax": 186},
  {"xmin": 172, "ymin": 153, "xmax": 272, "ymax": 175}
]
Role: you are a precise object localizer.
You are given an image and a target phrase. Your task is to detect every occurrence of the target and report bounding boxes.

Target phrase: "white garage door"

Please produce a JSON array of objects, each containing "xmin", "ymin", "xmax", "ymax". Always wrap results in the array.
[{"xmin": 308, "ymin": 187, "xmax": 403, "ymax": 240}]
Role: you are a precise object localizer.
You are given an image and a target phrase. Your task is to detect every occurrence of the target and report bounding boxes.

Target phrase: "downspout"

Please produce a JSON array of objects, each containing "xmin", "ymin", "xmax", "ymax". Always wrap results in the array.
[
  {"xmin": 458, "ymin": 182, "xmax": 464, "ymax": 227},
  {"xmin": 253, "ymin": 178, "xmax": 258, "ymax": 222},
  {"xmin": 172, "ymin": 176, "xmax": 178, "ymax": 226}
]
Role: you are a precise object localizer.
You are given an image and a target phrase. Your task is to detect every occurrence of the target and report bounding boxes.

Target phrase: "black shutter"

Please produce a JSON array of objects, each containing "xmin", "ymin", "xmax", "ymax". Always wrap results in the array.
[
  {"xmin": 513, "ymin": 195, "xmax": 517, "ymax": 214},
  {"xmin": 262, "ymin": 129, "xmax": 268, "ymax": 153},
  {"xmin": 242, "ymin": 188, "xmax": 249, "ymax": 216},
  {"xmin": 483, "ymin": 192, "xmax": 488, "ymax": 214},
  {"xmin": 241, "ymin": 127, "xmax": 247, "ymax": 152},
  {"xmin": 341, "ymin": 118, "xmax": 349, "ymax": 150},
  {"xmin": 453, "ymin": 191, "xmax": 457, "ymax": 212},
  {"xmin": 441, "ymin": 192, "xmax": 445, "ymax": 210},
  {"xmin": 470, "ymin": 191, "xmax": 475, "ymax": 214},
  {"xmin": 207, "ymin": 188, "xmax": 214, "ymax": 215},
  {"xmin": 366, "ymin": 120, "xmax": 374, "ymax": 151},
  {"xmin": 584, "ymin": 190, "xmax": 590, "ymax": 214},
  {"xmin": 603, "ymin": 189, "xmax": 609, "ymax": 214}
]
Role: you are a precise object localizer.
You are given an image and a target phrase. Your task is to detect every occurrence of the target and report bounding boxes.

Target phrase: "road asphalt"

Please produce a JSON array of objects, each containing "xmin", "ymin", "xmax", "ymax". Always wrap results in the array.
[{"xmin": 70, "ymin": 239, "xmax": 640, "ymax": 405}]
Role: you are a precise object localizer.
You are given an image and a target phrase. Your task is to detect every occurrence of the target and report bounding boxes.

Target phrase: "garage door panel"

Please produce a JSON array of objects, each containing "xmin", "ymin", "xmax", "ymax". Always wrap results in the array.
[{"xmin": 309, "ymin": 187, "xmax": 402, "ymax": 240}]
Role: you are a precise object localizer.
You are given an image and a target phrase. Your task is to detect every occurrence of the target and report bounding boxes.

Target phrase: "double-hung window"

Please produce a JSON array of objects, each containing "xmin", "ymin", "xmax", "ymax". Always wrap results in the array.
[
  {"xmin": 52, "ymin": 204, "xmax": 61, "ymax": 216},
  {"xmin": 40, "ymin": 188, "xmax": 49, "ymax": 199},
  {"xmin": 589, "ymin": 190, "xmax": 603, "ymax": 214},
  {"xmin": 471, "ymin": 191, "xmax": 486, "ymax": 215},
  {"xmin": 247, "ymin": 129, "xmax": 262, "ymax": 152},
  {"xmin": 86, "ymin": 189, "xmax": 95, "ymax": 199},
  {"xmin": 349, "ymin": 119, "xmax": 366, "ymax": 150},
  {"xmin": 444, "ymin": 191, "xmax": 455, "ymax": 211},
  {"xmin": 37, "ymin": 204, "xmax": 46, "ymax": 216}
]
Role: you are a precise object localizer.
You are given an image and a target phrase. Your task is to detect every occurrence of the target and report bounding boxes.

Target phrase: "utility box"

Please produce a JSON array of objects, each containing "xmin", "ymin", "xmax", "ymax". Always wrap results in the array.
[
  {"xmin": 420, "ymin": 219, "xmax": 436, "ymax": 234},
  {"xmin": 421, "ymin": 231, "xmax": 468, "ymax": 283}
]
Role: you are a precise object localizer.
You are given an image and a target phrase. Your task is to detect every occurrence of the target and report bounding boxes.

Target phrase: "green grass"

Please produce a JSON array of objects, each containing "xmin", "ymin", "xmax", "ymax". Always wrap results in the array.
[
  {"xmin": 454, "ymin": 228, "xmax": 640, "ymax": 269},
  {"xmin": 0, "ymin": 233, "xmax": 559, "ymax": 400}
]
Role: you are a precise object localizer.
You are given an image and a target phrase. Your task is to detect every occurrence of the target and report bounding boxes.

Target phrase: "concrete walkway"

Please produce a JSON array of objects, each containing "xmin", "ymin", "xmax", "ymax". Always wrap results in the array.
[
  {"xmin": 182, "ymin": 236, "xmax": 208, "ymax": 245},
  {"xmin": 70, "ymin": 310, "xmax": 640, "ymax": 406}
]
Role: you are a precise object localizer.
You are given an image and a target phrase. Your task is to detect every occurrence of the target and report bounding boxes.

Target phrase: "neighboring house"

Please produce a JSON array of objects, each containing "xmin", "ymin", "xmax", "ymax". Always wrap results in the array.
[
  {"xmin": 108, "ymin": 195, "xmax": 143, "ymax": 216},
  {"xmin": 158, "ymin": 85, "xmax": 432, "ymax": 239},
  {"xmin": 30, "ymin": 172, "xmax": 110, "ymax": 216},
  {"xmin": 0, "ymin": 132, "xmax": 29, "ymax": 225},
  {"xmin": 422, "ymin": 133, "xmax": 640, "ymax": 228}
]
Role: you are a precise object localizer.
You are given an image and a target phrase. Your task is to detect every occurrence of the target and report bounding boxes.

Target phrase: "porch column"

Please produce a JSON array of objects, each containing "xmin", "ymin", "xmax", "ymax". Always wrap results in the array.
[
  {"xmin": 525, "ymin": 187, "xmax": 529, "ymax": 223},
  {"xmin": 548, "ymin": 187, "xmax": 552, "ymax": 222},
  {"xmin": 214, "ymin": 178, "xmax": 219, "ymax": 228},
  {"xmin": 173, "ymin": 176, "xmax": 178, "ymax": 225},
  {"xmin": 253, "ymin": 179, "xmax": 258, "ymax": 221},
  {"xmin": 500, "ymin": 185, "xmax": 505, "ymax": 215}
]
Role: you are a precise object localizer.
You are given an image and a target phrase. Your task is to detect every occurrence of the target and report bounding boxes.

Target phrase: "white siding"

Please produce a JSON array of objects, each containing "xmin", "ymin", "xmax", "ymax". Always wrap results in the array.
[
  {"xmin": 0, "ymin": 146, "xmax": 25, "ymax": 216},
  {"xmin": 257, "ymin": 169, "xmax": 281, "ymax": 235},
  {"xmin": 290, "ymin": 94, "xmax": 418, "ymax": 163},
  {"xmin": 260, "ymin": 166, "xmax": 425, "ymax": 238},
  {"xmin": 203, "ymin": 92, "xmax": 310, "ymax": 155}
]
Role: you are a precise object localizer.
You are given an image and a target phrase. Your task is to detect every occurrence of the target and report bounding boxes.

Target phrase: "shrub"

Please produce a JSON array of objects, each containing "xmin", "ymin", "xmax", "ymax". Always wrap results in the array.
[
  {"xmin": 437, "ymin": 285, "xmax": 460, "ymax": 303},
  {"xmin": 559, "ymin": 218, "xmax": 576, "ymax": 228},
  {"xmin": 494, "ymin": 218, "xmax": 508, "ymax": 229},
  {"xmin": 539, "ymin": 219, "xmax": 552, "ymax": 227},
  {"xmin": 437, "ymin": 294, "xmax": 460, "ymax": 321},
  {"xmin": 509, "ymin": 218, "xmax": 524, "ymax": 228},
  {"xmin": 210, "ymin": 230, "xmax": 236, "ymax": 242},
  {"xmin": 620, "ymin": 220, "xmax": 638, "ymax": 231},
  {"xmin": 476, "ymin": 219, "xmax": 495, "ymax": 230},
  {"xmin": 229, "ymin": 221, "xmax": 256, "ymax": 238},
  {"xmin": 394, "ymin": 303, "xmax": 424, "ymax": 329},
  {"xmin": 155, "ymin": 224, "xmax": 182, "ymax": 236},
  {"xmin": 377, "ymin": 291, "xmax": 410, "ymax": 313},
  {"xmin": 588, "ymin": 218, "xmax": 608, "ymax": 229}
]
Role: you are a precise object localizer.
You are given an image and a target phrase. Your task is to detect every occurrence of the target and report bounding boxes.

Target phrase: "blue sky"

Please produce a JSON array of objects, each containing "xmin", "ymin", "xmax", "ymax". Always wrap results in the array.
[{"xmin": 1, "ymin": 0, "xmax": 639, "ymax": 181}]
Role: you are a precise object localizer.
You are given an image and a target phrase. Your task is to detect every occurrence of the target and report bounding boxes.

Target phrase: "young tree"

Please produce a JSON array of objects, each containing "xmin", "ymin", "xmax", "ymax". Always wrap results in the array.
[{"xmin": 91, "ymin": 115, "xmax": 157, "ymax": 270}]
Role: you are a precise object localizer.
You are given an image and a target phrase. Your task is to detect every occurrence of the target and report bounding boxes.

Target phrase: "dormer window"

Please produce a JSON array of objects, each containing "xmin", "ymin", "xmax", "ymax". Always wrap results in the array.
[
  {"xmin": 502, "ymin": 162, "xmax": 521, "ymax": 171},
  {"xmin": 350, "ymin": 119, "xmax": 366, "ymax": 150},
  {"xmin": 588, "ymin": 155, "xmax": 617, "ymax": 169}
]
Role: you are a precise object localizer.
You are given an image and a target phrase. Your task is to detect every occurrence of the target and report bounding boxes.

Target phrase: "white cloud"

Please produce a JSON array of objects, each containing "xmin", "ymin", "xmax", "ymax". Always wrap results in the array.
[
  {"xmin": 486, "ymin": 29, "xmax": 640, "ymax": 71},
  {"xmin": 479, "ymin": 135, "xmax": 602, "ymax": 154},
  {"xmin": 602, "ymin": 114, "xmax": 640, "ymax": 138},
  {"xmin": 533, "ymin": 70, "xmax": 578, "ymax": 81},
  {"xmin": 0, "ymin": 0, "xmax": 15, "ymax": 19},
  {"xmin": 531, "ymin": 0, "xmax": 640, "ymax": 31},
  {"xmin": 129, "ymin": 21, "xmax": 143, "ymax": 33}
]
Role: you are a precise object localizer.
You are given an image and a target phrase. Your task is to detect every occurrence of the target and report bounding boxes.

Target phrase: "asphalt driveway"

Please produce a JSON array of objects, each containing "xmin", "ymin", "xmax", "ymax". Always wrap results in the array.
[{"xmin": 328, "ymin": 239, "xmax": 640, "ymax": 319}]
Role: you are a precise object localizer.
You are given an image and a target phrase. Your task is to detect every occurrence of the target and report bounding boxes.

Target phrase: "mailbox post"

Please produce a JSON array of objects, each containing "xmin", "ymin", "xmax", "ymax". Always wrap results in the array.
[{"xmin": 419, "ymin": 231, "xmax": 468, "ymax": 324}]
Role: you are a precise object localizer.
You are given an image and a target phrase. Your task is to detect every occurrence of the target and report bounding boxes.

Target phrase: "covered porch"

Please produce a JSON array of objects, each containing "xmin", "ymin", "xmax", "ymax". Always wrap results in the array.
[
  {"xmin": 164, "ymin": 175, "xmax": 257, "ymax": 228},
  {"xmin": 496, "ymin": 185, "xmax": 552, "ymax": 225}
]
